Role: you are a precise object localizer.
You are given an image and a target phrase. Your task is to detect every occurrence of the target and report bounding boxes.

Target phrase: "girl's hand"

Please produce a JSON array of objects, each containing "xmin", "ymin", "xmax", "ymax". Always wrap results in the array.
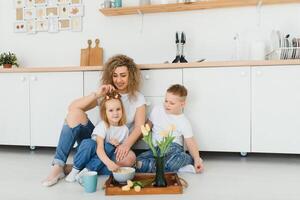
[
  {"xmin": 109, "ymin": 138, "xmax": 120, "ymax": 147},
  {"xmin": 95, "ymin": 84, "xmax": 115, "ymax": 97},
  {"xmin": 107, "ymin": 161, "xmax": 120, "ymax": 172},
  {"xmin": 115, "ymin": 143, "xmax": 130, "ymax": 162},
  {"xmin": 194, "ymin": 158, "xmax": 204, "ymax": 173}
]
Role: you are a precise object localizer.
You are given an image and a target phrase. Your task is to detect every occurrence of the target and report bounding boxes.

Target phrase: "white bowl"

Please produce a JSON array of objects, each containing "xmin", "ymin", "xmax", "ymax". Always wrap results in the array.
[{"xmin": 112, "ymin": 167, "xmax": 135, "ymax": 184}]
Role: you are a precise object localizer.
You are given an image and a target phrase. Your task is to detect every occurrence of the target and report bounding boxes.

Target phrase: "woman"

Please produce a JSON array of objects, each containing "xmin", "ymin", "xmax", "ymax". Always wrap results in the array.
[{"xmin": 42, "ymin": 55, "xmax": 146, "ymax": 186}]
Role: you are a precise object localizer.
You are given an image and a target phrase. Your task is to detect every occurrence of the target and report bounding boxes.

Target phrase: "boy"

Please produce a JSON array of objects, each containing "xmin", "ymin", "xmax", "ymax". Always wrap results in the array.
[{"xmin": 137, "ymin": 84, "xmax": 204, "ymax": 173}]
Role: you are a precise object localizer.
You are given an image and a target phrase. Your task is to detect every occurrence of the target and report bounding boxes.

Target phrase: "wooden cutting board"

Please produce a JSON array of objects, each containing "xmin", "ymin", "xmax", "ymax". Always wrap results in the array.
[
  {"xmin": 89, "ymin": 39, "xmax": 103, "ymax": 66},
  {"xmin": 80, "ymin": 40, "xmax": 92, "ymax": 66}
]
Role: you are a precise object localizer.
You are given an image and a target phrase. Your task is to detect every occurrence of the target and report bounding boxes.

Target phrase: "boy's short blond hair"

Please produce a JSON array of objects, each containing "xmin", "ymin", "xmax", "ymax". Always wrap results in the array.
[{"xmin": 167, "ymin": 84, "xmax": 188, "ymax": 100}]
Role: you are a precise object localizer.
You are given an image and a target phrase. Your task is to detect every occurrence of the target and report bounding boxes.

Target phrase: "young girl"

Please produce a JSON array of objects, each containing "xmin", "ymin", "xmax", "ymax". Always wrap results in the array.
[{"xmin": 65, "ymin": 91, "xmax": 130, "ymax": 182}]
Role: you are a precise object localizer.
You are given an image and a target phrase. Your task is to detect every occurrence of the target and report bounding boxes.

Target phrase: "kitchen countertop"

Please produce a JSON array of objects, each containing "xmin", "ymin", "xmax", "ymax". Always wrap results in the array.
[{"xmin": 1, "ymin": 60, "xmax": 300, "ymax": 73}]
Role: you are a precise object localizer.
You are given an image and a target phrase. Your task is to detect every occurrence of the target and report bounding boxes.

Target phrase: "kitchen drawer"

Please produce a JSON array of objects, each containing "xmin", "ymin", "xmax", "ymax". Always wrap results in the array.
[
  {"xmin": 145, "ymin": 96, "xmax": 164, "ymax": 115},
  {"xmin": 141, "ymin": 69, "xmax": 182, "ymax": 96}
]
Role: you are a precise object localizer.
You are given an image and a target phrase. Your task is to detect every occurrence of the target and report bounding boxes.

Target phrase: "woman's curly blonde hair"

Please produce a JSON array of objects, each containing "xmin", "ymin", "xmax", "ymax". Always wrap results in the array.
[{"xmin": 101, "ymin": 54, "xmax": 141, "ymax": 99}]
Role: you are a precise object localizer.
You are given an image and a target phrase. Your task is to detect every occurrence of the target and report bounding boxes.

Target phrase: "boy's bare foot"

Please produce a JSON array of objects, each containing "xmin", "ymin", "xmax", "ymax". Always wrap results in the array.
[{"xmin": 42, "ymin": 165, "xmax": 65, "ymax": 187}]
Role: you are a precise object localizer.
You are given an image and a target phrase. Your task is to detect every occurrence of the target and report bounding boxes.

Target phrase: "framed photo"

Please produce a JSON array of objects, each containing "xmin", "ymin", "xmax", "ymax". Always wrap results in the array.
[
  {"xmin": 46, "ymin": 7, "xmax": 58, "ymax": 17},
  {"xmin": 15, "ymin": 0, "xmax": 25, "ymax": 8},
  {"xmin": 57, "ymin": 0, "xmax": 70, "ymax": 4},
  {"xmin": 26, "ymin": 20, "xmax": 36, "ymax": 34},
  {"xmin": 16, "ymin": 8, "xmax": 24, "ymax": 20},
  {"xmin": 35, "ymin": 0, "xmax": 46, "ymax": 5},
  {"xmin": 69, "ymin": 4, "xmax": 83, "ymax": 17},
  {"xmin": 36, "ymin": 20, "xmax": 48, "ymax": 31},
  {"xmin": 26, "ymin": 0, "xmax": 35, "ymax": 7},
  {"xmin": 36, "ymin": 6, "xmax": 46, "ymax": 19},
  {"xmin": 47, "ymin": 0, "xmax": 57, "ymax": 6},
  {"xmin": 71, "ymin": 16, "xmax": 81, "ymax": 32},
  {"xmin": 58, "ymin": 4, "xmax": 69, "ymax": 18},
  {"xmin": 58, "ymin": 19, "xmax": 71, "ymax": 30},
  {"xmin": 14, "ymin": 21, "xmax": 26, "ymax": 33},
  {"xmin": 71, "ymin": 0, "xmax": 81, "ymax": 4},
  {"xmin": 23, "ymin": 7, "xmax": 35, "ymax": 20},
  {"xmin": 48, "ymin": 17, "xmax": 58, "ymax": 32}
]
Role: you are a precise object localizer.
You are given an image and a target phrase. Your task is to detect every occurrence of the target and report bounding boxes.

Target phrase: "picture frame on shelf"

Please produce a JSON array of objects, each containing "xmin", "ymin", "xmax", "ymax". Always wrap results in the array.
[
  {"xmin": 15, "ymin": 0, "xmax": 25, "ymax": 8},
  {"xmin": 36, "ymin": 6, "xmax": 46, "ymax": 19},
  {"xmin": 69, "ymin": 4, "xmax": 84, "ymax": 17},
  {"xmin": 71, "ymin": 16, "xmax": 81, "ymax": 32},
  {"xmin": 58, "ymin": 19, "xmax": 71, "ymax": 30},
  {"xmin": 16, "ymin": 8, "xmax": 24, "ymax": 20},
  {"xmin": 46, "ymin": 7, "xmax": 58, "ymax": 17},
  {"xmin": 36, "ymin": 20, "xmax": 48, "ymax": 31},
  {"xmin": 58, "ymin": 4, "xmax": 69, "ymax": 18},
  {"xmin": 26, "ymin": 20, "xmax": 36, "ymax": 34},
  {"xmin": 14, "ymin": 21, "xmax": 27, "ymax": 33},
  {"xmin": 48, "ymin": 17, "xmax": 59, "ymax": 32},
  {"xmin": 23, "ymin": 7, "xmax": 36, "ymax": 20}
]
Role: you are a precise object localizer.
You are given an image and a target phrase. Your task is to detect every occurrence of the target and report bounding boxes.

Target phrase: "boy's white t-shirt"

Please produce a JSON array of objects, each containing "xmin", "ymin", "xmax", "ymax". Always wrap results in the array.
[
  {"xmin": 120, "ymin": 92, "xmax": 146, "ymax": 130},
  {"xmin": 149, "ymin": 105, "xmax": 193, "ymax": 147},
  {"xmin": 92, "ymin": 121, "xmax": 129, "ymax": 144}
]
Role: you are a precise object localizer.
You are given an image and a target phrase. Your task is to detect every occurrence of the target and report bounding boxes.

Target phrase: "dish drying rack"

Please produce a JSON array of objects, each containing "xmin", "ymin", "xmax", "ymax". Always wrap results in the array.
[{"xmin": 266, "ymin": 47, "xmax": 300, "ymax": 60}]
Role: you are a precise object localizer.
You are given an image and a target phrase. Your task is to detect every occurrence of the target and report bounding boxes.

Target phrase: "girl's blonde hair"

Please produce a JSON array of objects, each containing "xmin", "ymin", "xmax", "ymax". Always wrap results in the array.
[
  {"xmin": 99, "ymin": 91, "xmax": 127, "ymax": 127},
  {"xmin": 101, "ymin": 54, "xmax": 141, "ymax": 99}
]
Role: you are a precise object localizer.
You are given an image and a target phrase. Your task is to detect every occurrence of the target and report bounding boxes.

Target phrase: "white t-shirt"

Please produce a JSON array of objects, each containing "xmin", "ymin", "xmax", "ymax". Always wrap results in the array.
[
  {"xmin": 97, "ymin": 92, "xmax": 145, "ymax": 131},
  {"xmin": 120, "ymin": 92, "xmax": 146, "ymax": 130},
  {"xmin": 92, "ymin": 121, "xmax": 129, "ymax": 144},
  {"xmin": 149, "ymin": 105, "xmax": 193, "ymax": 147}
]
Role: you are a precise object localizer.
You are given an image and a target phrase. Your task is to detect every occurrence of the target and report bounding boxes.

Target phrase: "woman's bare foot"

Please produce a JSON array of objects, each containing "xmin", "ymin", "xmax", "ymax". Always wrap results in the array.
[{"xmin": 42, "ymin": 165, "xmax": 65, "ymax": 187}]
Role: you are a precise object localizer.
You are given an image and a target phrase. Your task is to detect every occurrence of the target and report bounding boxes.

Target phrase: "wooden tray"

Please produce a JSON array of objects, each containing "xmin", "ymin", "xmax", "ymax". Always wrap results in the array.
[{"xmin": 104, "ymin": 173, "xmax": 183, "ymax": 195}]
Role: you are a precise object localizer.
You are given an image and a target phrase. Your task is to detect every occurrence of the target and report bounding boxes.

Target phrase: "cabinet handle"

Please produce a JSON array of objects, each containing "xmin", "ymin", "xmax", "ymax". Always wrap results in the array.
[
  {"xmin": 144, "ymin": 74, "xmax": 150, "ymax": 80},
  {"xmin": 21, "ymin": 76, "xmax": 26, "ymax": 82},
  {"xmin": 31, "ymin": 76, "xmax": 37, "ymax": 81}
]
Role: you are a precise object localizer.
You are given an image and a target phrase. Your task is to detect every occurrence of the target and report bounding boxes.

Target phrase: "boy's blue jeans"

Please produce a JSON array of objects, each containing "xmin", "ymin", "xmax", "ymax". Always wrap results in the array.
[
  {"xmin": 52, "ymin": 120, "xmax": 94, "ymax": 167},
  {"xmin": 73, "ymin": 139, "xmax": 116, "ymax": 175},
  {"xmin": 136, "ymin": 143, "xmax": 193, "ymax": 173}
]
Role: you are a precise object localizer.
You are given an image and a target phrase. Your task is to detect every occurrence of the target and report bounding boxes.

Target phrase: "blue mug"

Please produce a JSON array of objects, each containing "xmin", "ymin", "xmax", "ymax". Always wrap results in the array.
[
  {"xmin": 79, "ymin": 171, "xmax": 98, "ymax": 193},
  {"xmin": 114, "ymin": 0, "xmax": 122, "ymax": 8}
]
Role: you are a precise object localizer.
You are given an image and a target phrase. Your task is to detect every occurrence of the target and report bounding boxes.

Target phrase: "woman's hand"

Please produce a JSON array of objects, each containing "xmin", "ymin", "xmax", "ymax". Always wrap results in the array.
[
  {"xmin": 95, "ymin": 84, "xmax": 115, "ymax": 97},
  {"xmin": 194, "ymin": 158, "xmax": 204, "ymax": 173},
  {"xmin": 115, "ymin": 143, "xmax": 130, "ymax": 162}
]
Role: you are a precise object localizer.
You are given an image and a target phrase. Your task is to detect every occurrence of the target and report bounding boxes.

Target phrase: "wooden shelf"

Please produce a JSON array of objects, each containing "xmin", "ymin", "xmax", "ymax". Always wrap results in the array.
[{"xmin": 99, "ymin": 0, "xmax": 300, "ymax": 16}]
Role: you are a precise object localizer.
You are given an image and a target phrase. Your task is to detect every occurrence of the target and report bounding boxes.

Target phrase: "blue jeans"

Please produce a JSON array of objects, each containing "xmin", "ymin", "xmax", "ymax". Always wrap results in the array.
[
  {"xmin": 73, "ymin": 139, "xmax": 116, "ymax": 175},
  {"xmin": 136, "ymin": 143, "xmax": 193, "ymax": 173},
  {"xmin": 52, "ymin": 120, "xmax": 95, "ymax": 167}
]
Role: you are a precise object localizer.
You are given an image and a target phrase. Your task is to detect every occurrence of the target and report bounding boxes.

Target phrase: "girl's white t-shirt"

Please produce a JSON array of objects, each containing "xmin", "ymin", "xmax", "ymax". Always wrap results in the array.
[
  {"xmin": 92, "ymin": 121, "xmax": 129, "ymax": 144},
  {"xmin": 149, "ymin": 105, "xmax": 193, "ymax": 146}
]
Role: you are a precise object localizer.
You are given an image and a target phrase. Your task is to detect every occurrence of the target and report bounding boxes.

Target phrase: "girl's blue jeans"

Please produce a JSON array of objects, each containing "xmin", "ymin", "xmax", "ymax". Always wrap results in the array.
[
  {"xmin": 136, "ymin": 143, "xmax": 193, "ymax": 173},
  {"xmin": 73, "ymin": 139, "xmax": 116, "ymax": 175}
]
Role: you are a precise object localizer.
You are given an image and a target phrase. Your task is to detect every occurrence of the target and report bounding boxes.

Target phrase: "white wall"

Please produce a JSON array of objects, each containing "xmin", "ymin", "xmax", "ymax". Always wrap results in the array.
[{"xmin": 0, "ymin": 1, "xmax": 300, "ymax": 67}]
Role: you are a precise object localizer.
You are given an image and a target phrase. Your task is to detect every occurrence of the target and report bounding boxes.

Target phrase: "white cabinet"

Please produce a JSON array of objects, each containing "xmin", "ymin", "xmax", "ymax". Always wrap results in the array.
[
  {"xmin": 0, "ymin": 73, "xmax": 30, "ymax": 145},
  {"xmin": 183, "ymin": 67, "xmax": 251, "ymax": 152},
  {"xmin": 252, "ymin": 66, "xmax": 300, "ymax": 154},
  {"xmin": 30, "ymin": 72, "xmax": 83, "ymax": 147},
  {"xmin": 83, "ymin": 71, "xmax": 102, "ymax": 125}
]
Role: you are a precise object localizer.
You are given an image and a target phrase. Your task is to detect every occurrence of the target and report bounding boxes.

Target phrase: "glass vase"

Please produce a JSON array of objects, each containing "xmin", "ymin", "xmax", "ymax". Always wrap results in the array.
[{"xmin": 154, "ymin": 156, "xmax": 167, "ymax": 187}]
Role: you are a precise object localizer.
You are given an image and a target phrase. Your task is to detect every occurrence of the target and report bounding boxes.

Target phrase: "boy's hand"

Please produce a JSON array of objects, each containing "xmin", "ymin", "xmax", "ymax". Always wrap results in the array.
[
  {"xmin": 107, "ymin": 161, "xmax": 119, "ymax": 172},
  {"xmin": 194, "ymin": 158, "xmax": 204, "ymax": 173},
  {"xmin": 109, "ymin": 138, "xmax": 120, "ymax": 147}
]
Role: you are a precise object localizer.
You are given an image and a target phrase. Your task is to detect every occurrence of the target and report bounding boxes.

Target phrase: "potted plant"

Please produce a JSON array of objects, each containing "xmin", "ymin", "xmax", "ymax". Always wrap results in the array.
[{"xmin": 0, "ymin": 52, "xmax": 19, "ymax": 68}]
